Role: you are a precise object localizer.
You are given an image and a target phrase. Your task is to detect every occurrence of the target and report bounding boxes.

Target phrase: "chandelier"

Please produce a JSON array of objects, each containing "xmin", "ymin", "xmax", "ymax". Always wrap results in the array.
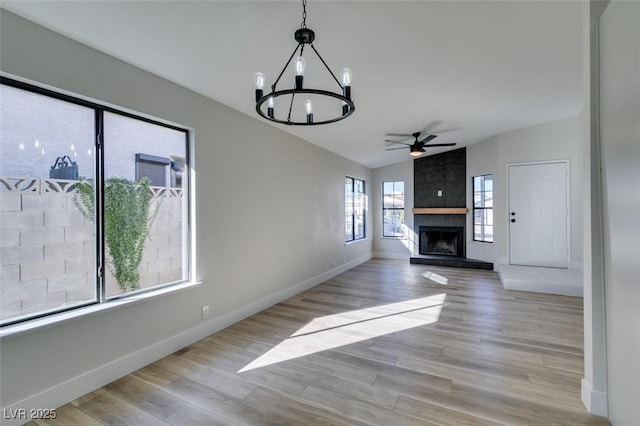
[{"xmin": 254, "ymin": 0, "xmax": 355, "ymax": 125}]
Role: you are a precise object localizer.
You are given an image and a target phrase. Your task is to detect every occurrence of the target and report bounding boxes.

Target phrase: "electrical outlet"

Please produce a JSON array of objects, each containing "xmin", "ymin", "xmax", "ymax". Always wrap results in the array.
[
  {"xmin": 201, "ymin": 305, "xmax": 210, "ymax": 319},
  {"xmin": 437, "ymin": 190, "xmax": 443, "ymax": 197}
]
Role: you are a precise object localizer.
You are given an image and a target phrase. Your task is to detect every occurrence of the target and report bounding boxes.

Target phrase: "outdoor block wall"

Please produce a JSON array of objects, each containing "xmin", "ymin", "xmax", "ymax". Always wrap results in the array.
[{"xmin": 0, "ymin": 177, "xmax": 183, "ymax": 322}]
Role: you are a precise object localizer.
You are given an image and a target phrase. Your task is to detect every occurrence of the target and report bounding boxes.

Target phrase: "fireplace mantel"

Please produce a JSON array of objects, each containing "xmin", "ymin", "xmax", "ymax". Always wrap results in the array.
[{"xmin": 413, "ymin": 208, "xmax": 468, "ymax": 215}]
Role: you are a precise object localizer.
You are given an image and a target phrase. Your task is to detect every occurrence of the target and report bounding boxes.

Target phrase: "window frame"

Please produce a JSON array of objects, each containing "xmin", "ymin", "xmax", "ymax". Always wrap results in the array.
[
  {"xmin": 382, "ymin": 181, "xmax": 405, "ymax": 238},
  {"xmin": 0, "ymin": 76, "xmax": 193, "ymax": 327},
  {"xmin": 345, "ymin": 176, "xmax": 366, "ymax": 243},
  {"xmin": 472, "ymin": 174, "xmax": 493, "ymax": 243}
]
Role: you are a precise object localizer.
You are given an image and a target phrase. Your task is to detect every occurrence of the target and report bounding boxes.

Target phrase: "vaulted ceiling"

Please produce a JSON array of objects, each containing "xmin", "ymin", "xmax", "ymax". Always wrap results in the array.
[{"xmin": 1, "ymin": 1, "xmax": 584, "ymax": 169}]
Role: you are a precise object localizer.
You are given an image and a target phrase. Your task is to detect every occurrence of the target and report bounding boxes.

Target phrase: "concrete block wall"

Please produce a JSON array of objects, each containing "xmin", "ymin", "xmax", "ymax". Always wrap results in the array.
[
  {"xmin": 0, "ymin": 177, "xmax": 184, "ymax": 322},
  {"xmin": 105, "ymin": 193, "xmax": 184, "ymax": 296}
]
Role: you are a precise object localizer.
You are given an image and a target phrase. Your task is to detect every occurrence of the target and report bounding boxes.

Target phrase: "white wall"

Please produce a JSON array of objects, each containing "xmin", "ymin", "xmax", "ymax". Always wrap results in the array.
[
  {"xmin": 599, "ymin": 1, "xmax": 640, "ymax": 424},
  {"xmin": 466, "ymin": 115, "xmax": 584, "ymax": 268},
  {"xmin": 581, "ymin": 0, "xmax": 609, "ymax": 417},
  {"xmin": 0, "ymin": 10, "xmax": 372, "ymax": 422},
  {"xmin": 465, "ymin": 138, "xmax": 499, "ymax": 264},
  {"xmin": 371, "ymin": 159, "xmax": 415, "ymax": 258}
]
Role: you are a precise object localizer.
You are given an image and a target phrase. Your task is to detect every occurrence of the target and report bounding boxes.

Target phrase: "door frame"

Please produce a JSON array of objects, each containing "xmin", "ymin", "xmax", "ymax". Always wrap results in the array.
[{"xmin": 506, "ymin": 159, "xmax": 571, "ymax": 268}]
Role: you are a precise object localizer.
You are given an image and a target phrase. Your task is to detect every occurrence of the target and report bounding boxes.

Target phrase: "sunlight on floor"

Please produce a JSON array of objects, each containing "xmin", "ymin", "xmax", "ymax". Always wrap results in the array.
[
  {"xmin": 422, "ymin": 270, "xmax": 449, "ymax": 285},
  {"xmin": 238, "ymin": 293, "xmax": 446, "ymax": 373}
]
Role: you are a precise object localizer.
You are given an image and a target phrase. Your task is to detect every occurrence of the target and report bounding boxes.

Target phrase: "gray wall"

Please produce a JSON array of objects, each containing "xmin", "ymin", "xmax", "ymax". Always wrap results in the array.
[
  {"xmin": 599, "ymin": 1, "xmax": 640, "ymax": 423},
  {"xmin": 371, "ymin": 160, "xmax": 415, "ymax": 258},
  {"xmin": 0, "ymin": 10, "xmax": 372, "ymax": 419},
  {"xmin": 465, "ymin": 115, "xmax": 584, "ymax": 268}
]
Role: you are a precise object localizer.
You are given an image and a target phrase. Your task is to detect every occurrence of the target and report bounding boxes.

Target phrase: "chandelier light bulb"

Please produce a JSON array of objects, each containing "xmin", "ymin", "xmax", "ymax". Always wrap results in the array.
[
  {"xmin": 341, "ymin": 68, "xmax": 352, "ymax": 101},
  {"xmin": 254, "ymin": 72, "xmax": 265, "ymax": 90},
  {"xmin": 34, "ymin": 139, "xmax": 40, "ymax": 148},
  {"xmin": 295, "ymin": 56, "xmax": 306, "ymax": 76},
  {"xmin": 341, "ymin": 68, "xmax": 352, "ymax": 86},
  {"xmin": 305, "ymin": 99, "xmax": 314, "ymax": 124},
  {"xmin": 255, "ymin": 72, "xmax": 266, "ymax": 102},
  {"xmin": 19, "ymin": 143, "xmax": 24, "ymax": 150},
  {"xmin": 295, "ymin": 56, "xmax": 306, "ymax": 90},
  {"xmin": 267, "ymin": 96, "xmax": 275, "ymax": 119}
]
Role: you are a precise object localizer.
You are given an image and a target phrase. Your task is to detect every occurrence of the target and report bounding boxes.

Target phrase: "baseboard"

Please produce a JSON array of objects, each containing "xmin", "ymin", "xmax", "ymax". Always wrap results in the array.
[
  {"xmin": 372, "ymin": 251, "xmax": 410, "ymax": 260},
  {"xmin": 0, "ymin": 253, "xmax": 372, "ymax": 426},
  {"xmin": 581, "ymin": 378, "xmax": 608, "ymax": 417}
]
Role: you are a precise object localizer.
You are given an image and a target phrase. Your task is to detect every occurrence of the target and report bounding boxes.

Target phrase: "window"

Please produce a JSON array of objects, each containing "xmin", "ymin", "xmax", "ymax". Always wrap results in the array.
[
  {"xmin": 382, "ymin": 181, "xmax": 405, "ymax": 237},
  {"xmin": 0, "ymin": 77, "xmax": 191, "ymax": 326},
  {"xmin": 345, "ymin": 177, "xmax": 365, "ymax": 242},
  {"xmin": 135, "ymin": 153, "xmax": 170, "ymax": 187},
  {"xmin": 473, "ymin": 174, "xmax": 493, "ymax": 242}
]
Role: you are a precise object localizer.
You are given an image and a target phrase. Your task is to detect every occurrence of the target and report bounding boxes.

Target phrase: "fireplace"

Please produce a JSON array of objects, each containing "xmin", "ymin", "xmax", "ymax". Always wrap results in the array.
[{"xmin": 419, "ymin": 226, "xmax": 464, "ymax": 257}]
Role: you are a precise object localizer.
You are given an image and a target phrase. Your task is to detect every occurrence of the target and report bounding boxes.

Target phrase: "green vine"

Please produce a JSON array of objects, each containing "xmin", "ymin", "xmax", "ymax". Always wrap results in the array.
[{"xmin": 74, "ymin": 177, "xmax": 162, "ymax": 291}]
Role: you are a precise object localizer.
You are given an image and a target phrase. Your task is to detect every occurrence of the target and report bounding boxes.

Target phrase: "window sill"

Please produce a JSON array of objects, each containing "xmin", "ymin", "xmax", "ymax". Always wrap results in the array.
[
  {"xmin": 0, "ymin": 280, "xmax": 201, "ymax": 341},
  {"xmin": 381, "ymin": 236, "xmax": 406, "ymax": 240},
  {"xmin": 345, "ymin": 237, "xmax": 369, "ymax": 246}
]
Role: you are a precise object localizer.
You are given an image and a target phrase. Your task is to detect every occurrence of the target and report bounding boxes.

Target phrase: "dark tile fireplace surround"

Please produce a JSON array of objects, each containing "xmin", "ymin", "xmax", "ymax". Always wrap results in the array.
[{"xmin": 410, "ymin": 148, "xmax": 493, "ymax": 270}]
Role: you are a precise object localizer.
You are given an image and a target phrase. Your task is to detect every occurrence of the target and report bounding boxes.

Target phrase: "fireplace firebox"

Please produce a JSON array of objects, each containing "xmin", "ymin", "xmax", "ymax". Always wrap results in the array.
[{"xmin": 419, "ymin": 226, "xmax": 464, "ymax": 257}]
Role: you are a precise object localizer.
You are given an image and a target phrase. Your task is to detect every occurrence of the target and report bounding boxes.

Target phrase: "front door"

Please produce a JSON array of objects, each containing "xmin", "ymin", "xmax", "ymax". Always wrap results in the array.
[{"xmin": 508, "ymin": 162, "xmax": 568, "ymax": 268}]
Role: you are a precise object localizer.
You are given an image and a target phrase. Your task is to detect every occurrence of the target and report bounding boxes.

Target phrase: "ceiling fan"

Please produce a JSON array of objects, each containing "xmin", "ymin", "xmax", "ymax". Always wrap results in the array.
[{"xmin": 385, "ymin": 132, "xmax": 456, "ymax": 157}]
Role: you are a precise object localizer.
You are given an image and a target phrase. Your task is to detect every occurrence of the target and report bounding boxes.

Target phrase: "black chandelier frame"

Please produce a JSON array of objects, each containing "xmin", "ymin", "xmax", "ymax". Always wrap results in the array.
[{"xmin": 255, "ymin": 12, "xmax": 355, "ymax": 126}]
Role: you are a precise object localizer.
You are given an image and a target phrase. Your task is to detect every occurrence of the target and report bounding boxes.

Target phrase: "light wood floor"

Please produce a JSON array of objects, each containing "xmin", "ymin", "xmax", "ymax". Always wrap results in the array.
[{"xmin": 29, "ymin": 259, "xmax": 611, "ymax": 425}]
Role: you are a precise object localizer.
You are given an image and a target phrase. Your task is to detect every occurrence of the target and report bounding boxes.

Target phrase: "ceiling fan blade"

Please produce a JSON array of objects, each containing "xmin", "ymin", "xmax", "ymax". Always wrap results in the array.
[
  {"xmin": 424, "ymin": 143, "xmax": 457, "ymax": 147},
  {"xmin": 419, "ymin": 134, "xmax": 438, "ymax": 144},
  {"xmin": 385, "ymin": 133, "xmax": 414, "ymax": 138},
  {"xmin": 385, "ymin": 139, "xmax": 412, "ymax": 146},
  {"xmin": 385, "ymin": 146, "xmax": 409, "ymax": 151}
]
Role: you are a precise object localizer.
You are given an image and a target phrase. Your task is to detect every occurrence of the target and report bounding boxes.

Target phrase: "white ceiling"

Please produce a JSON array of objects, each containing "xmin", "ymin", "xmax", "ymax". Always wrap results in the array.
[{"xmin": 1, "ymin": 1, "xmax": 584, "ymax": 169}]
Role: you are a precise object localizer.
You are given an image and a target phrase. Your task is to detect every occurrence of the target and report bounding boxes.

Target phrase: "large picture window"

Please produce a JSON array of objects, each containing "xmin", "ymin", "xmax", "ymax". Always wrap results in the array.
[
  {"xmin": 382, "ymin": 181, "xmax": 405, "ymax": 237},
  {"xmin": 0, "ymin": 77, "xmax": 191, "ymax": 326},
  {"xmin": 345, "ymin": 177, "xmax": 365, "ymax": 242},
  {"xmin": 473, "ymin": 174, "xmax": 493, "ymax": 242}
]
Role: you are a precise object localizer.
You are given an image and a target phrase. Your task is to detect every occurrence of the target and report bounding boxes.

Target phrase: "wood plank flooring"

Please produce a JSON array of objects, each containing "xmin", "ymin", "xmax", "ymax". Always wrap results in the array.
[{"xmin": 28, "ymin": 259, "xmax": 611, "ymax": 425}]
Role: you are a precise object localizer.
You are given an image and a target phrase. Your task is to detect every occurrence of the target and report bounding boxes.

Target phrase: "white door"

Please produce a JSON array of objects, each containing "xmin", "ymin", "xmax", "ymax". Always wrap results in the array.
[{"xmin": 509, "ymin": 162, "xmax": 568, "ymax": 268}]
